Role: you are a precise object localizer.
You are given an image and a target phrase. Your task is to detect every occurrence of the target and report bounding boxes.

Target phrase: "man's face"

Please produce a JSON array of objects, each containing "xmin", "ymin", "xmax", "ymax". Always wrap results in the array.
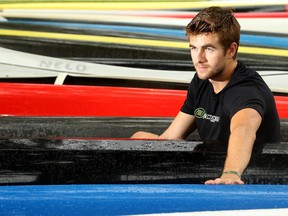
[{"xmin": 189, "ymin": 33, "xmax": 230, "ymax": 81}]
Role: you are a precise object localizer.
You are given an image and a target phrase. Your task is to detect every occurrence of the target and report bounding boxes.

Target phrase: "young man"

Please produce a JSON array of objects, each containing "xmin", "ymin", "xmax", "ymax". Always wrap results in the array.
[{"xmin": 131, "ymin": 7, "xmax": 280, "ymax": 184}]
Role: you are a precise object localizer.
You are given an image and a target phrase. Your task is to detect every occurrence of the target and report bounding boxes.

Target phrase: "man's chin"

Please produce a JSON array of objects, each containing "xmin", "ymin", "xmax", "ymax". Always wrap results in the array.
[{"xmin": 196, "ymin": 71, "xmax": 209, "ymax": 80}]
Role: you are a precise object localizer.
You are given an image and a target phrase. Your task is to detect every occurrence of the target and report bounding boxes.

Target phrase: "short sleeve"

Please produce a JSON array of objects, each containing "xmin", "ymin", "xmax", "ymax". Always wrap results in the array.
[
  {"xmin": 226, "ymin": 87, "xmax": 266, "ymax": 118},
  {"xmin": 181, "ymin": 87, "xmax": 194, "ymax": 115},
  {"xmin": 180, "ymin": 77, "xmax": 196, "ymax": 115}
]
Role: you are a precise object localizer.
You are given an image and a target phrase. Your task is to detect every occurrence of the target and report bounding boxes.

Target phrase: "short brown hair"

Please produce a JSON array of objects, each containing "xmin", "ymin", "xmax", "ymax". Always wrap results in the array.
[{"xmin": 185, "ymin": 7, "xmax": 240, "ymax": 59}]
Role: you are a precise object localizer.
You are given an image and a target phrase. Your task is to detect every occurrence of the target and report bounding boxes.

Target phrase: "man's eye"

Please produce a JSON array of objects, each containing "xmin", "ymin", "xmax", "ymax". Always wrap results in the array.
[{"xmin": 206, "ymin": 47, "xmax": 213, "ymax": 52}]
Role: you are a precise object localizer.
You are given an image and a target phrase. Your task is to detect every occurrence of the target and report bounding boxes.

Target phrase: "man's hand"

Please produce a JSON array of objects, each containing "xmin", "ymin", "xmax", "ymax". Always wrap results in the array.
[{"xmin": 205, "ymin": 173, "xmax": 244, "ymax": 185}]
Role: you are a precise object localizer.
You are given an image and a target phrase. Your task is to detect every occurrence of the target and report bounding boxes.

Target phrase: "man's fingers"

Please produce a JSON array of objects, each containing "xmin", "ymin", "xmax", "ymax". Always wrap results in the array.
[
  {"xmin": 204, "ymin": 178, "xmax": 221, "ymax": 184},
  {"xmin": 205, "ymin": 178, "xmax": 244, "ymax": 185}
]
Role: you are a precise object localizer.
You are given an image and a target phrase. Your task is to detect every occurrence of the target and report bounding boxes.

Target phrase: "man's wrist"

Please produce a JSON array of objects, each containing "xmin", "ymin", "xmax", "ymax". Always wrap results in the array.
[{"xmin": 222, "ymin": 170, "xmax": 242, "ymax": 178}]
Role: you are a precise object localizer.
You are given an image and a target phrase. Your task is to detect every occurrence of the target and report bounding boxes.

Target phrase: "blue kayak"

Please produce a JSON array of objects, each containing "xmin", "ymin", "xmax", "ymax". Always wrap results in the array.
[
  {"xmin": 0, "ymin": 184, "xmax": 287, "ymax": 215},
  {"xmin": 4, "ymin": 20, "xmax": 288, "ymax": 49}
]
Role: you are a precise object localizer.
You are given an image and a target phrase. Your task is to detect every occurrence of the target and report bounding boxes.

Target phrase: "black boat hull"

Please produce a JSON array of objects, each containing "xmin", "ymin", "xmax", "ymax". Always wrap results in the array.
[{"xmin": 0, "ymin": 117, "xmax": 287, "ymax": 185}]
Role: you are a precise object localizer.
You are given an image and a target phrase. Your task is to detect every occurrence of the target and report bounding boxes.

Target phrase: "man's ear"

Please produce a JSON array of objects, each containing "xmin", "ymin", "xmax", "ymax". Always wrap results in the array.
[{"xmin": 228, "ymin": 42, "xmax": 238, "ymax": 59}]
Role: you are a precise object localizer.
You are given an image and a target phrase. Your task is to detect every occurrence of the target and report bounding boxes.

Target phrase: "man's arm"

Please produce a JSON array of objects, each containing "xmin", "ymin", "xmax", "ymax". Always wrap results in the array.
[
  {"xmin": 160, "ymin": 111, "xmax": 196, "ymax": 139},
  {"xmin": 205, "ymin": 108, "xmax": 262, "ymax": 184},
  {"xmin": 131, "ymin": 111, "xmax": 196, "ymax": 140}
]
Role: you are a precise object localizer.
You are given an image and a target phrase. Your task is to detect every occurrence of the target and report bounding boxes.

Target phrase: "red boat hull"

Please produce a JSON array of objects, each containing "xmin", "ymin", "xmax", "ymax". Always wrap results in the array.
[{"xmin": 1, "ymin": 83, "xmax": 287, "ymax": 118}]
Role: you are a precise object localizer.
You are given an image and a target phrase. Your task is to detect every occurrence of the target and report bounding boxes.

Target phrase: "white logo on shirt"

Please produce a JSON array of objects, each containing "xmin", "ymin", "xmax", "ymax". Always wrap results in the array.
[{"xmin": 194, "ymin": 107, "xmax": 220, "ymax": 123}]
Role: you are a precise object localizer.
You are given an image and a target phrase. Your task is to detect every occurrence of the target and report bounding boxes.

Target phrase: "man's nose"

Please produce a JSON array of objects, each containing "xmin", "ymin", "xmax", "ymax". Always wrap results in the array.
[{"xmin": 193, "ymin": 49, "xmax": 206, "ymax": 63}]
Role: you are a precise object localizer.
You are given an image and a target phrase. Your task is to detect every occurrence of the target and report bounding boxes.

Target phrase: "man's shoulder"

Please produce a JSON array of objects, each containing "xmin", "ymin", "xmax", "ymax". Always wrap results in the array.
[
  {"xmin": 235, "ymin": 61, "xmax": 259, "ymax": 75},
  {"xmin": 232, "ymin": 61, "xmax": 267, "ymax": 87}
]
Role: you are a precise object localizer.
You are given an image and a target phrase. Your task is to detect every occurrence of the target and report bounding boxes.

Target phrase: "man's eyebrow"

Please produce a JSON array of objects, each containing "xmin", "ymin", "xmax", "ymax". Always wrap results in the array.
[
  {"xmin": 189, "ymin": 43, "xmax": 217, "ymax": 48},
  {"xmin": 203, "ymin": 43, "xmax": 217, "ymax": 48}
]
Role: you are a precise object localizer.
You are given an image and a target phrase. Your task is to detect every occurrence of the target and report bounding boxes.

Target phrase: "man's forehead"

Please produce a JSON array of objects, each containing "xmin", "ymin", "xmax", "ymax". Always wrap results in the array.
[{"xmin": 189, "ymin": 33, "xmax": 220, "ymax": 45}]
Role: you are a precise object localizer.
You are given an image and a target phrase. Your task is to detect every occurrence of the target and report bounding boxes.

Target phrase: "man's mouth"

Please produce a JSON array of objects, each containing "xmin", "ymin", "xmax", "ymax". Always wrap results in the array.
[{"xmin": 196, "ymin": 65, "xmax": 209, "ymax": 71}]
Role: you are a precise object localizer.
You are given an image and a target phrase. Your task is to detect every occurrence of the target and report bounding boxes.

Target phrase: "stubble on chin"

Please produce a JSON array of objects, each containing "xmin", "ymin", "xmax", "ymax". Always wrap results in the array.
[
  {"xmin": 196, "ymin": 71, "xmax": 209, "ymax": 80},
  {"xmin": 199, "ymin": 63, "xmax": 226, "ymax": 81},
  {"xmin": 195, "ymin": 65, "xmax": 211, "ymax": 80}
]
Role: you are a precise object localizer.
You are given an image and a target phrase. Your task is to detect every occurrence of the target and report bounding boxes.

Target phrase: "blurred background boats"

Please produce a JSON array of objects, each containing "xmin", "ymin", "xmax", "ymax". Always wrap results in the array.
[
  {"xmin": 0, "ymin": 1, "xmax": 288, "ymax": 214},
  {"xmin": 0, "ymin": 0, "xmax": 287, "ymax": 91}
]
